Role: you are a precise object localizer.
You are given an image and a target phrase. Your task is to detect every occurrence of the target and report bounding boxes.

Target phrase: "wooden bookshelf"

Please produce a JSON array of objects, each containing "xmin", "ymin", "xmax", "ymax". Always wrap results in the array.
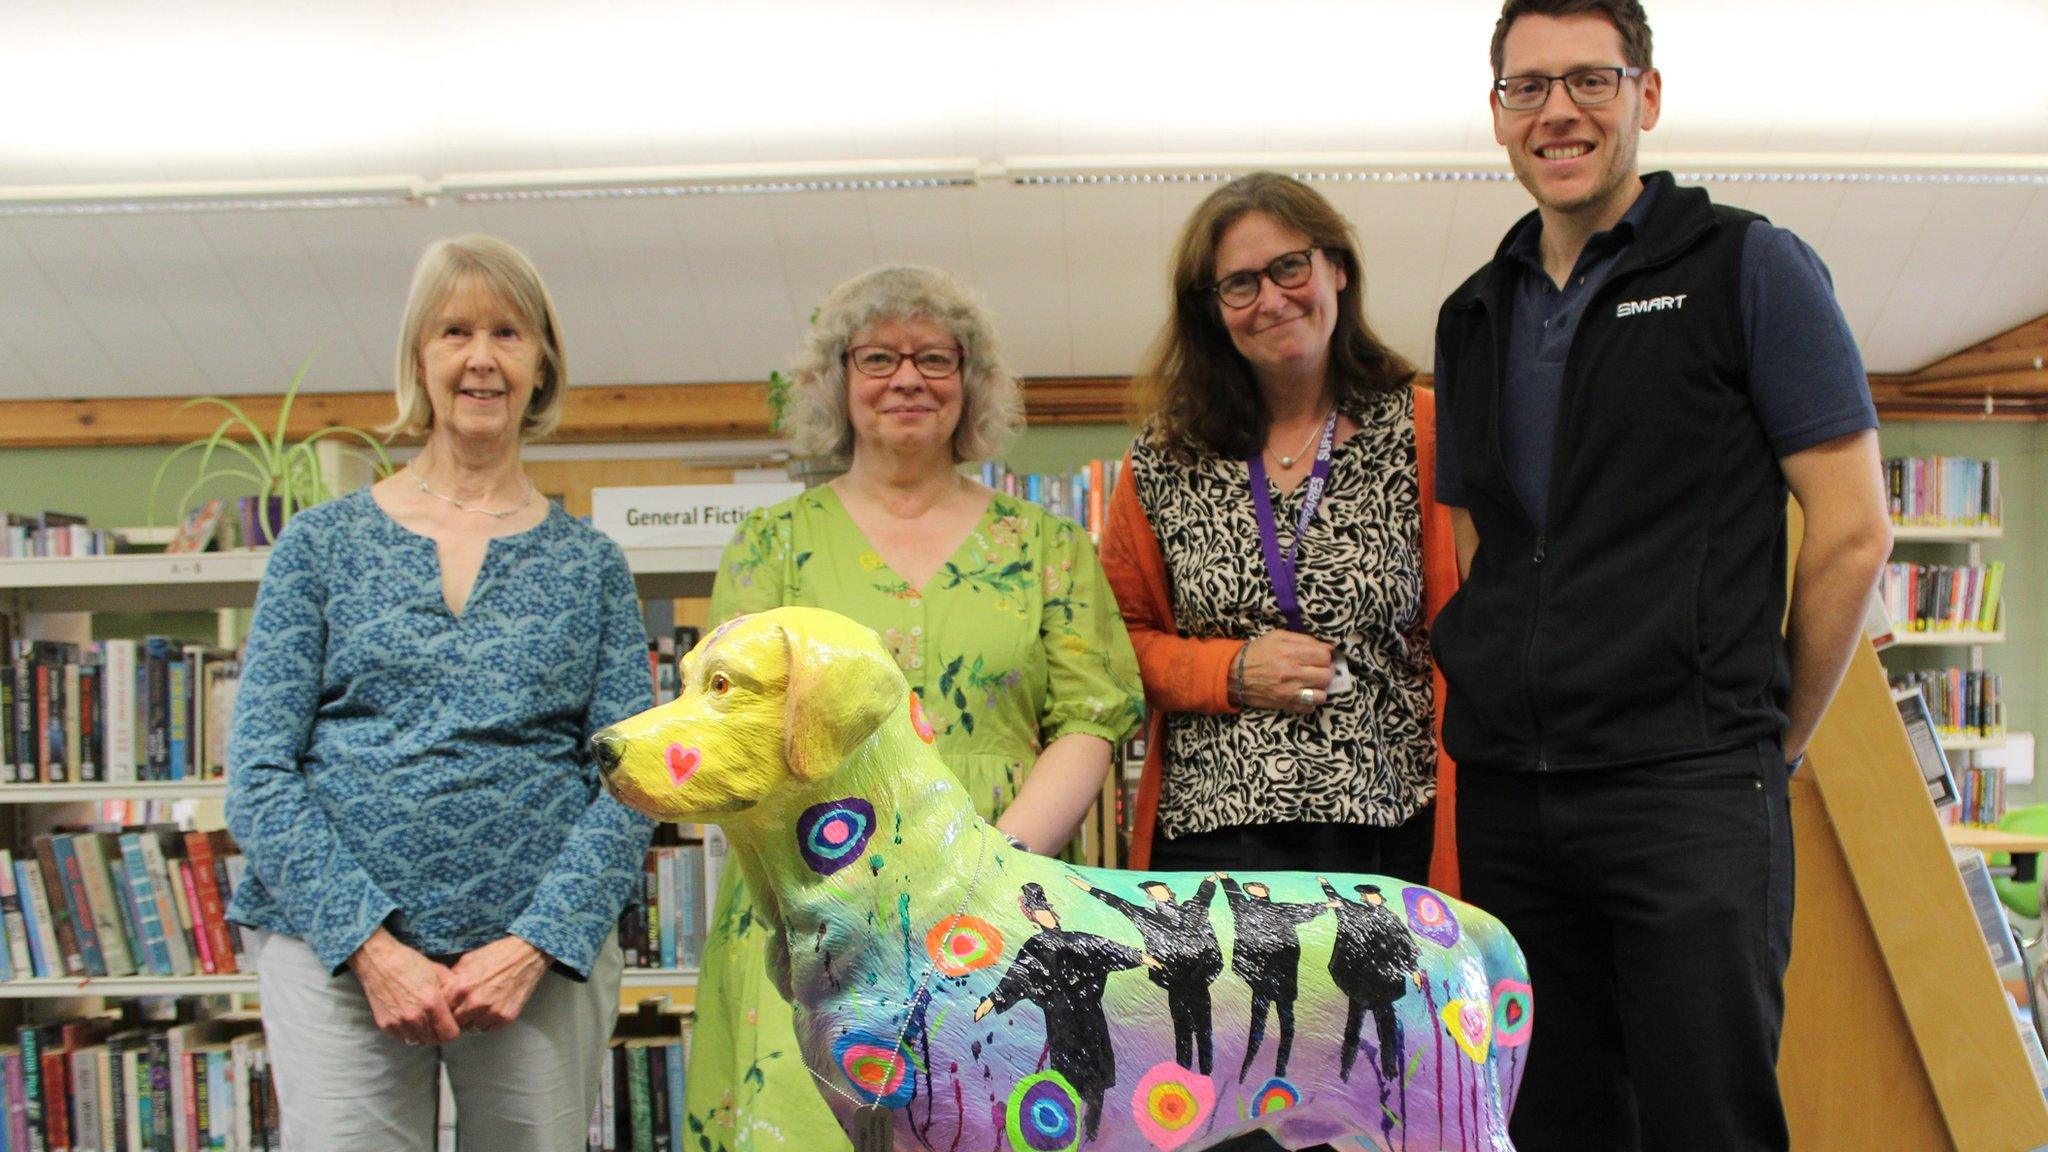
[{"xmin": 1780, "ymin": 637, "xmax": 2048, "ymax": 1148}]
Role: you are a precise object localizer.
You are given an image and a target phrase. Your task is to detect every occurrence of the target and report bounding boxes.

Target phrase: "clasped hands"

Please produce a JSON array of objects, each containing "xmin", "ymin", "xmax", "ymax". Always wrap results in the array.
[
  {"xmin": 1237, "ymin": 630, "xmax": 1337, "ymax": 714},
  {"xmin": 347, "ymin": 927, "xmax": 550, "ymax": 1047}
]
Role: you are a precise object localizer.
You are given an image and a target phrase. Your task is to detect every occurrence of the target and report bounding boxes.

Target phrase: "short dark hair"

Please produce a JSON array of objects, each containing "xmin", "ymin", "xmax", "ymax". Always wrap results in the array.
[
  {"xmin": 1139, "ymin": 172, "xmax": 1414, "ymax": 462},
  {"xmin": 1491, "ymin": 0, "xmax": 1654, "ymax": 77}
]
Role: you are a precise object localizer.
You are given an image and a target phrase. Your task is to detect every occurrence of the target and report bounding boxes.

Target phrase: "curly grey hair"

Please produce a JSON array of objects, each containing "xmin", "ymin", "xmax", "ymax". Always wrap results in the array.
[{"xmin": 782, "ymin": 266, "xmax": 1024, "ymax": 464}]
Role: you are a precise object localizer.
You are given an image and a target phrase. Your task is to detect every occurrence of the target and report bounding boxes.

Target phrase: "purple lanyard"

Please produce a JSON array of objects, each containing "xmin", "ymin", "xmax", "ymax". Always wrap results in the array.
[{"xmin": 1247, "ymin": 410, "xmax": 1338, "ymax": 634}]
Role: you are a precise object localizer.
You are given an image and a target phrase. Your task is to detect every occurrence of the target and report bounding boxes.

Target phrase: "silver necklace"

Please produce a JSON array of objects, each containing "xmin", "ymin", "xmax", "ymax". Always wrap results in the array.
[
  {"xmin": 1269, "ymin": 407, "xmax": 1333, "ymax": 469},
  {"xmin": 805, "ymin": 829, "xmax": 992, "ymax": 1152},
  {"xmin": 410, "ymin": 465, "xmax": 536, "ymax": 519}
]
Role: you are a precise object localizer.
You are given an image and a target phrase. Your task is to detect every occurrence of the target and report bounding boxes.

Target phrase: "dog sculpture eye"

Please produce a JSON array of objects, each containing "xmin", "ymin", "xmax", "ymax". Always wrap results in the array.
[{"xmin": 710, "ymin": 672, "xmax": 732, "ymax": 695}]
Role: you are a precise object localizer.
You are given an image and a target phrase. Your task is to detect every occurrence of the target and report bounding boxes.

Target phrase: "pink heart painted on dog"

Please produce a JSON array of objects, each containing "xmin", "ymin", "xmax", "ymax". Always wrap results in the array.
[{"xmin": 666, "ymin": 743, "xmax": 701, "ymax": 786}]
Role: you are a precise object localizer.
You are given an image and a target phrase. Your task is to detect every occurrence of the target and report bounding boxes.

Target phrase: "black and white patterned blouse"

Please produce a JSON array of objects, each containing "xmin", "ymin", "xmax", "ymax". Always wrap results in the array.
[{"xmin": 1131, "ymin": 384, "xmax": 1435, "ymax": 839}]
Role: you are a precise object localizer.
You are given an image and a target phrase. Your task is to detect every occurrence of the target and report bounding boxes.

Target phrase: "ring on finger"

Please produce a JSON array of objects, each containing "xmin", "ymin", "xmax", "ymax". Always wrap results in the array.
[{"xmin": 1296, "ymin": 687, "xmax": 1316, "ymax": 709}]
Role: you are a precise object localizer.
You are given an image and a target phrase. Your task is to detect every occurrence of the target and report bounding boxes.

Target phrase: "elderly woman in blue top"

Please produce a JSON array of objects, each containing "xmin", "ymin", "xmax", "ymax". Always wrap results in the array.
[{"xmin": 225, "ymin": 234, "xmax": 654, "ymax": 1152}]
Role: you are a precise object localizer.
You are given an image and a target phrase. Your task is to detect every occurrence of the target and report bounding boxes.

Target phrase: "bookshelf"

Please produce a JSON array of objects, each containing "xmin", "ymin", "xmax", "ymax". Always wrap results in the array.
[
  {"xmin": 0, "ymin": 546, "xmax": 725, "ymax": 998},
  {"xmin": 1780, "ymin": 499, "xmax": 2048, "ymax": 1149},
  {"xmin": 1878, "ymin": 456, "xmax": 2017, "ymax": 828}
]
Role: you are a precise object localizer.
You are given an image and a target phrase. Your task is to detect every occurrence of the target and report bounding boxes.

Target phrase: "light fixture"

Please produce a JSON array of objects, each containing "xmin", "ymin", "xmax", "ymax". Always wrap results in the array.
[
  {"xmin": 0, "ymin": 175, "xmax": 432, "ymax": 217},
  {"xmin": 999, "ymin": 152, "xmax": 2048, "ymax": 188},
  {"xmin": 441, "ymin": 158, "xmax": 984, "ymax": 203}
]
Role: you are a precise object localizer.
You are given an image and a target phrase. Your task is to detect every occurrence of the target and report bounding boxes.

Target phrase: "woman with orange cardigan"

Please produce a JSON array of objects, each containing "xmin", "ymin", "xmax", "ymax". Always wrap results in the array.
[{"xmin": 1102, "ymin": 172, "xmax": 1461, "ymax": 904}]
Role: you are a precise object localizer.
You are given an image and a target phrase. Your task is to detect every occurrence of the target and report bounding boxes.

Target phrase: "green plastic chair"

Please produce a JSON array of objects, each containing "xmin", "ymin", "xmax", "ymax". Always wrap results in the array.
[{"xmin": 1993, "ymin": 803, "xmax": 2048, "ymax": 919}]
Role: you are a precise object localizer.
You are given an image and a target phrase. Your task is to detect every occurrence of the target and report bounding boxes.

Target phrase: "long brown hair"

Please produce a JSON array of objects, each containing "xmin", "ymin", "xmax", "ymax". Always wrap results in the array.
[{"xmin": 1138, "ymin": 173, "xmax": 1413, "ymax": 460}]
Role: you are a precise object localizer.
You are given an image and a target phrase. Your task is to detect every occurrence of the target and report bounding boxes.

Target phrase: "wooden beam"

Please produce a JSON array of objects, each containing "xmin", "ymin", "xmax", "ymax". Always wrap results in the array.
[
  {"xmin": 1904, "ymin": 313, "xmax": 2048, "ymax": 383},
  {"xmin": 0, "ymin": 378, "xmax": 1137, "ymax": 449}
]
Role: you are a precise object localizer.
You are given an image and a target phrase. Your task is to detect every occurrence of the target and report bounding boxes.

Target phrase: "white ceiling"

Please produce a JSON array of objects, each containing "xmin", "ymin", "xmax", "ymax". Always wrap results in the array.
[{"xmin": 2, "ymin": 0, "xmax": 2045, "ymax": 401}]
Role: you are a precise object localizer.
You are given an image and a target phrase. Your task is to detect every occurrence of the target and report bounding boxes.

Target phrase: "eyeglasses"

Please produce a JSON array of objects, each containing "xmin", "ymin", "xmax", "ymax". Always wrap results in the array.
[
  {"xmin": 1204, "ymin": 248, "xmax": 1318, "ymax": 310},
  {"xmin": 846, "ymin": 344, "xmax": 964, "ymax": 379},
  {"xmin": 1493, "ymin": 66, "xmax": 1644, "ymax": 112}
]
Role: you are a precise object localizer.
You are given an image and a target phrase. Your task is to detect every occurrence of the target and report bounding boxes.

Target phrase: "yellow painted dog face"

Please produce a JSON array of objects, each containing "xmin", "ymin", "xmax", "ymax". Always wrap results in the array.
[{"xmin": 591, "ymin": 607, "xmax": 904, "ymax": 824}]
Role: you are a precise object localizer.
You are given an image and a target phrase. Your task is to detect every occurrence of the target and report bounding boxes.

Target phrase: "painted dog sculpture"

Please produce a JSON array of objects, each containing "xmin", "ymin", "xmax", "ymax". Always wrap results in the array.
[{"xmin": 592, "ymin": 607, "xmax": 1528, "ymax": 1152}]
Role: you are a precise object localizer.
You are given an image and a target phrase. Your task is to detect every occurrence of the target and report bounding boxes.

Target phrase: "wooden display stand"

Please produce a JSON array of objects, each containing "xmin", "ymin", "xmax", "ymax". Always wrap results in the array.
[{"xmin": 1780, "ymin": 637, "xmax": 2048, "ymax": 1149}]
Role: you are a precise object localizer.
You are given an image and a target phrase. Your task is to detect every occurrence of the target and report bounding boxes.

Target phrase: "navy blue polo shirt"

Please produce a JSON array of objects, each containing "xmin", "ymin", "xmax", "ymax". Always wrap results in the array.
[{"xmin": 1436, "ymin": 179, "xmax": 1877, "ymax": 528}]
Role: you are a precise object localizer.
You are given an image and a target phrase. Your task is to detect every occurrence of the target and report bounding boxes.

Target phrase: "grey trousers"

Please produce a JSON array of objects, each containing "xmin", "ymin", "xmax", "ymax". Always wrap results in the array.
[{"xmin": 252, "ymin": 928, "xmax": 624, "ymax": 1152}]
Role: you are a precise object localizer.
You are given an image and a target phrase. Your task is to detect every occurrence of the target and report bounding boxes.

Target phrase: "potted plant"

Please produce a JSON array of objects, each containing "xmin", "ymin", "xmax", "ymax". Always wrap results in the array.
[{"xmin": 149, "ymin": 355, "xmax": 393, "ymax": 546}]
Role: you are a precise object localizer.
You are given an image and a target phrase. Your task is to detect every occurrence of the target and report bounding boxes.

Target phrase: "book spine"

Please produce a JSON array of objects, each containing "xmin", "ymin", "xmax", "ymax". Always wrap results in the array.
[
  {"xmin": 176, "ymin": 864, "xmax": 213, "ymax": 976},
  {"xmin": 119, "ymin": 838, "xmax": 173, "ymax": 977},
  {"xmin": 0, "ymin": 849, "xmax": 32, "ymax": 979},
  {"xmin": 40, "ymin": 1044, "xmax": 67, "ymax": 1152},
  {"xmin": 21, "ymin": 1026, "xmax": 46, "ymax": 1152},
  {"xmin": 165, "ymin": 658, "xmax": 187, "ymax": 783},
  {"xmin": 51, "ymin": 835, "xmax": 109, "ymax": 978},
  {"xmin": 627, "ymin": 1045, "xmax": 652, "ymax": 1152},
  {"xmin": 31, "ymin": 837, "xmax": 84, "ymax": 977},
  {"xmin": 74, "ymin": 835, "xmax": 135, "ymax": 977},
  {"xmin": 181, "ymin": 835, "xmax": 234, "ymax": 976},
  {"xmin": 71, "ymin": 1047, "xmax": 101, "ymax": 1152},
  {"xmin": 5, "ymin": 1047, "xmax": 30, "ymax": 1152},
  {"xmin": 11, "ymin": 653, "xmax": 33, "ymax": 782},
  {"xmin": 135, "ymin": 836, "xmax": 192, "ymax": 977},
  {"xmin": 103, "ymin": 641, "xmax": 136, "ymax": 785},
  {"xmin": 16, "ymin": 861, "xmax": 53, "ymax": 979},
  {"xmin": 145, "ymin": 1033, "xmax": 170, "ymax": 1152}
]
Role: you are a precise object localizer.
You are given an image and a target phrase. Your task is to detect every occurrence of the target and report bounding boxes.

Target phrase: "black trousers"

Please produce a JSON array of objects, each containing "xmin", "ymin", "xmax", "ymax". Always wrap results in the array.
[
  {"xmin": 1457, "ymin": 743, "xmax": 1795, "ymax": 1152},
  {"xmin": 1149, "ymin": 811, "xmax": 1434, "ymax": 1152}
]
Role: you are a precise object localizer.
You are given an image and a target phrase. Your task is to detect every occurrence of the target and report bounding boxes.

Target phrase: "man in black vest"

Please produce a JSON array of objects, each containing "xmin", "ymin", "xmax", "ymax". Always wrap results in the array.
[{"xmin": 1432, "ymin": 2, "xmax": 1892, "ymax": 1149}]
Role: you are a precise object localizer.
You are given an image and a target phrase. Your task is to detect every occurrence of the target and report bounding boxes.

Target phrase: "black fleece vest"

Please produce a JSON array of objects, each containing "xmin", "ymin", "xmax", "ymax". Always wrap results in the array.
[{"xmin": 1433, "ymin": 175, "xmax": 1785, "ymax": 772}]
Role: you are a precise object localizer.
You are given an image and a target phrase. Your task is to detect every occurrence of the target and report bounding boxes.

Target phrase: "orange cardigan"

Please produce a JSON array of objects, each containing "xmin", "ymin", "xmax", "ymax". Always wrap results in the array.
[{"xmin": 1098, "ymin": 383, "xmax": 1463, "ymax": 895}]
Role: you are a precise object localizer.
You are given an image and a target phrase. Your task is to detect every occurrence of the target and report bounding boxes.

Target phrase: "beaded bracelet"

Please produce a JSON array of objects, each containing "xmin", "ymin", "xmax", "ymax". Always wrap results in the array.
[{"xmin": 1230, "ymin": 643, "xmax": 1249, "ymax": 709}]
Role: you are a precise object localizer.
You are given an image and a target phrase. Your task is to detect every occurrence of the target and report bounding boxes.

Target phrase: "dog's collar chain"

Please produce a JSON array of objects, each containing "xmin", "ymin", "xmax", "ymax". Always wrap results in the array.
[
  {"xmin": 807, "ymin": 826, "xmax": 992, "ymax": 1147},
  {"xmin": 409, "ymin": 463, "xmax": 537, "ymax": 519}
]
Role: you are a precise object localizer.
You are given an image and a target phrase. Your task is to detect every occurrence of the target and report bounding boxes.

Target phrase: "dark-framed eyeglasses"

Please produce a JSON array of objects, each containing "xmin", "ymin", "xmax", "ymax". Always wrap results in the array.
[
  {"xmin": 846, "ymin": 344, "xmax": 965, "ymax": 379},
  {"xmin": 1493, "ymin": 66, "xmax": 1644, "ymax": 112},
  {"xmin": 1204, "ymin": 248, "xmax": 1318, "ymax": 310}
]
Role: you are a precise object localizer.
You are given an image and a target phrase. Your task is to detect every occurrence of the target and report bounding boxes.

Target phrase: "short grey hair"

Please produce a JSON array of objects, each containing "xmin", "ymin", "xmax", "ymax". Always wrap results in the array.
[
  {"xmin": 783, "ymin": 265, "xmax": 1024, "ymax": 464},
  {"xmin": 386, "ymin": 235, "xmax": 568, "ymax": 440}
]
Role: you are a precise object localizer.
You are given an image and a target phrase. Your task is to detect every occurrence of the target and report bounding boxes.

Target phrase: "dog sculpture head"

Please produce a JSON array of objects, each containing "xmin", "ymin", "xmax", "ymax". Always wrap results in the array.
[{"xmin": 591, "ymin": 607, "xmax": 907, "ymax": 826}]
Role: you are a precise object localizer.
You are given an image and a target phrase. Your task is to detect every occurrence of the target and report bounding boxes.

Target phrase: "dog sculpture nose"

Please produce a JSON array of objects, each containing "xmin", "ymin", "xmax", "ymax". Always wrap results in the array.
[{"xmin": 589, "ymin": 730, "xmax": 624, "ymax": 777}]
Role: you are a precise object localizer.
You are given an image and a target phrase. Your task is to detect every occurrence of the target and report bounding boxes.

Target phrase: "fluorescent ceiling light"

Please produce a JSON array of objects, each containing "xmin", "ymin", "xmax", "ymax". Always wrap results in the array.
[
  {"xmin": 0, "ymin": 176, "xmax": 431, "ymax": 217},
  {"xmin": 1000, "ymin": 152, "xmax": 2048, "ymax": 187},
  {"xmin": 4, "ymin": 151, "xmax": 2042, "ymax": 217},
  {"xmin": 441, "ymin": 159, "xmax": 984, "ymax": 203}
]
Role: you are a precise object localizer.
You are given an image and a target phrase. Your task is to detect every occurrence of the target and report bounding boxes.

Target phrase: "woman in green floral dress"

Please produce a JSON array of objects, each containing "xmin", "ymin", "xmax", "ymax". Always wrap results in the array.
[{"xmin": 684, "ymin": 266, "xmax": 1144, "ymax": 1151}]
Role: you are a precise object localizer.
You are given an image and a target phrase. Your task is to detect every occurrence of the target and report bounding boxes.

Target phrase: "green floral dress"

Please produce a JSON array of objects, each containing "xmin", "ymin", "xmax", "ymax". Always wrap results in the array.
[{"xmin": 683, "ymin": 485, "xmax": 1143, "ymax": 1152}]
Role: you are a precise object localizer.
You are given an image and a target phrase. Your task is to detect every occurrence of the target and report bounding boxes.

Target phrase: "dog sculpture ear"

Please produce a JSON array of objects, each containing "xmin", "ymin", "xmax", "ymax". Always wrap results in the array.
[{"xmin": 778, "ymin": 611, "xmax": 904, "ymax": 782}]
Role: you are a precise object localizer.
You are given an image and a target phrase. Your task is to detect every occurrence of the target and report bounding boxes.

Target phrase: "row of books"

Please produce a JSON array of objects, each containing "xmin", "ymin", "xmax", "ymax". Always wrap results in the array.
[
  {"xmin": 975, "ymin": 459, "xmax": 1123, "ymax": 538},
  {"xmin": 2, "ymin": 640, "xmax": 239, "ymax": 785},
  {"xmin": 0, "ymin": 829, "xmax": 245, "ymax": 982},
  {"xmin": 616, "ymin": 833, "xmax": 725, "ymax": 972},
  {"xmin": 645, "ymin": 628, "xmax": 702, "ymax": 707},
  {"xmin": 1890, "ymin": 668, "xmax": 2005, "ymax": 739},
  {"xmin": 1, "ymin": 1013, "xmax": 277, "ymax": 1152},
  {"xmin": 1877, "ymin": 561, "xmax": 2004, "ymax": 634},
  {"xmin": 1951, "ymin": 764, "xmax": 2008, "ymax": 829},
  {"xmin": 0, "ymin": 513, "xmax": 127, "ymax": 560},
  {"xmin": 1884, "ymin": 455, "xmax": 2001, "ymax": 528},
  {"xmin": 587, "ymin": 1002, "xmax": 692, "ymax": 1152},
  {"xmin": 161, "ymin": 499, "xmax": 288, "ymax": 556}
]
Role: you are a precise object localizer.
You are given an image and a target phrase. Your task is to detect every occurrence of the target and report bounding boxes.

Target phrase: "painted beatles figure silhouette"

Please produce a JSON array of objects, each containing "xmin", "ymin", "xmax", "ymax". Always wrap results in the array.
[
  {"xmin": 1218, "ymin": 873, "xmax": 1327, "ymax": 1082},
  {"xmin": 976, "ymin": 882, "xmax": 1159, "ymax": 1141},
  {"xmin": 1069, "ymin": 874, "xmax": 1224, "ymax": 1074},
  {"xmin": 1320, "ymin": 879, "xmax": 1425, "ymax": 1081}
]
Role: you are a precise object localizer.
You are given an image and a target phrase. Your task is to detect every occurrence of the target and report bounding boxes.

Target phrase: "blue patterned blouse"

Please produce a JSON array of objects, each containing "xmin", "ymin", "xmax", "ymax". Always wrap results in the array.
[{"xmin": 225, "ymin": 489, "xmax": 655, "ymax": 977}]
